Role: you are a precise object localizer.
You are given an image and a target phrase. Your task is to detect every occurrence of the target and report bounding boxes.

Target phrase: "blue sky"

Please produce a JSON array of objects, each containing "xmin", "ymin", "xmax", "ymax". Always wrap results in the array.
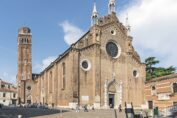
[
  {"xmin": 0, "ymin": 0, "xmax": 131, "ymax": 84},
  {"xmin": 0, "ymin": 0, "xmax": 177, "ymax": 84}
]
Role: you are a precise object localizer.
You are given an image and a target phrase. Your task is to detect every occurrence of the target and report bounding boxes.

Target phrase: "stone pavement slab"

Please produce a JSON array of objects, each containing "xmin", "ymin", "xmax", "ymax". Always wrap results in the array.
[{"xmin": 33, "ymin": 109, "xmax": 126, "ymax": 118}]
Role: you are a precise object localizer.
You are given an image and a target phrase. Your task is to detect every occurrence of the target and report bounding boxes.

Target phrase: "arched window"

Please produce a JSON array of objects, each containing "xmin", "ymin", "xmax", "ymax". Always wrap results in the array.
[
  {"xmin": 62, "ymin": 62, "xmax": 65, "ymax": 90},
  {"xmin": 49, "ymin": 71, "xmax": 53, "ymax": 93},
  {"xmin": 151, "ymin": 85, "xmax": 156, "ymax": 96},
  {"xmin": 46, "ymin": 73, "xmax": 48, "ymax": 95},
  {"xmin": 42, "ymin": 77, "xmax": 44, "ymax": 88},
  {"xmin": 24, "ymin": 38, "xmax": 26, "ymax": 43},
  {"xmin": 21, "ymin": 38, "xmax": 24, "ymax": 43},
  {"xmin": 173, "ymin": 83, "xmax": 177, "ymax": 93}
]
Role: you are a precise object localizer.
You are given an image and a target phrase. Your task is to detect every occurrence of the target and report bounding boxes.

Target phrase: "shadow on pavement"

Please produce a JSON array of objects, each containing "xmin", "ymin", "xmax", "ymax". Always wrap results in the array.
[{"xmin": 0, "ymin": 107, "xmax": 68, "ymax": 118}]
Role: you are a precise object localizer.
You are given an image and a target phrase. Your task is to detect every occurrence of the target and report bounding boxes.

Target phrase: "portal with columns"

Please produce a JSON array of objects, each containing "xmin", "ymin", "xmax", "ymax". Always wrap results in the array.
[{"xmin": 104, "ymin": 78, "xmax": 123, "ymax": 109}]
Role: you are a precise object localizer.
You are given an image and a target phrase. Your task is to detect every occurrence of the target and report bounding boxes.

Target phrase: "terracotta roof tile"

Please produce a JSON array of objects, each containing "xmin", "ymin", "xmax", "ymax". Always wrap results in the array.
[
  {"xmin": 0, "ymin": 88, "xmax": 17, "ymax": 93},
  {"xmin": 146, "ymin": 73, "xmax": 177, "ymax": 83}
]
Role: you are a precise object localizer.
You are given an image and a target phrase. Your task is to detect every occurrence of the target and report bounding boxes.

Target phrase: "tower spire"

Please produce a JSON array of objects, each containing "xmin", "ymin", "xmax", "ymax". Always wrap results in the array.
[
  {"xmin": 91, "ymin": 1, "xmax": 98, "ymax": 26},
  {"xmin": 108, "ymin": 0, "xmax": 116, "ymax": 14},
  {"xmin": 126, "ymin": 14, "xmax": 131, "ymax": 36}
]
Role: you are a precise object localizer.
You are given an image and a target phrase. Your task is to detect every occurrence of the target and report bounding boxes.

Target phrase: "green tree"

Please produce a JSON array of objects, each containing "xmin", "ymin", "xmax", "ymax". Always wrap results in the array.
[
  {"xmin": 145, "ymin": 57, "xmax": 159, "ymax": 76},
  {"xmin": 166, "ymin": 66, "xmax": 176, "ymax": 74},
  {"xmin": 145, "ymin": 57, "xmax": 176, "ymax": 81}
]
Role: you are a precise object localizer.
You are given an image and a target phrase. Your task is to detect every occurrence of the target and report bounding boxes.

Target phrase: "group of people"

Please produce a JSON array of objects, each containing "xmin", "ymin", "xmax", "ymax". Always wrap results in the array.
[
  {"xmin": 75, "ymin": 104, "xmax": 94, "ymax": 112},
  {"xmin": 75, "ymin": 104, "xmax": 122, "ymax": 112}
]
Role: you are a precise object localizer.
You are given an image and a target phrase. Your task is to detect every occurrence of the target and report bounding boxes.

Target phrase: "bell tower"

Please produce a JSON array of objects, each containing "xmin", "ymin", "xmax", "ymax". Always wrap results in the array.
[{"xmin": 17, "ymin": 27, "xmax": 32, "ymax": 104}]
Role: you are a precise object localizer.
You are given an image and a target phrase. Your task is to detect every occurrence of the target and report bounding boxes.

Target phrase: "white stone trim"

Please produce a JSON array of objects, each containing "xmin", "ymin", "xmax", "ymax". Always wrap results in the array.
[
  {"xmin": 171, "ymin": 82, "xmax": 177, "ymax": 93},
  {"xmin": 80, "ymin": 59, "xmax": 91, "ymax": 71},
  {"xmin": 110, "ymin": 29, "xmax": 116, "ymax": 35},
  {"xmin": 132, "ymin": 69, "xmax": 139, "ymax": 78},
  {"xmin": 104, "ymin": 79, "xmax": 123, "ymax": 109},
  {"xmin": 105, "ymin": 40, "xmax": 121, "ymax": 59}
]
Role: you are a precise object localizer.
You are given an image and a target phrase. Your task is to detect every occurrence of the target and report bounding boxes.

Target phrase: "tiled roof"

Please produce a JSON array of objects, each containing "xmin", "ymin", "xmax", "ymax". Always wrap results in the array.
[
  {"xmin": 0, "ymin": 88, "xmax": 17, "ymax": 93},
  {"xmin": 0, "ymin": 79, "xmax": 17, "ymax": 92},
  {"xmin": 1, "ymin": 81, "xmax": 12, "ymax": 85},
  {"xmin": 146, "ymin": 73, "xmax": 177, "ymax": 83}
]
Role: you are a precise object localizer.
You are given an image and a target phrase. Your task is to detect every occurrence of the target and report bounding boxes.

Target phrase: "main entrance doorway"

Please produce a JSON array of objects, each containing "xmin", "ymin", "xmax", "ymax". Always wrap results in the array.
[
  {"xmin": 109, "ymin": 94, "xmax": 115, "ymax": 108},
  {"xmin": 104, "ymin": 79, "xmax": 123, "ymax": 109}
]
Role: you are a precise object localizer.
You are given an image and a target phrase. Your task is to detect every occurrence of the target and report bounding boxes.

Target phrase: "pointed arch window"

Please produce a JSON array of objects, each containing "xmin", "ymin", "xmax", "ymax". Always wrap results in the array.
[
  {"xmin": 49, "ymin": 71, "xmax": 53, "ymax": 93},
  {"xmin": 21, "ymin": 38, "xmax": 24, "ymax": 43},
  {"xmin": 173, "ymin": 83, "xmax": 177, "ymax": 93},
  {"xmin": 151, "ymin": 85, "xmax": 156, "ymax": 96},
  {"xmin": 42, "ymin": 77, "xmax": 44, "ymax": 88},
  {"xmin": 21, "ymin": 38, "xmax": 29, "ymax": 44},
  {"xmin": 62, "ymin": 62, "xmax": 66, "ymax": 90}
]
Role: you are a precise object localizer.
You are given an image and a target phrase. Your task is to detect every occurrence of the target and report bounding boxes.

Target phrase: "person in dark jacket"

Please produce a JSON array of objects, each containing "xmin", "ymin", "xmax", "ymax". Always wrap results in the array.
[{"xmin": 119, "ymin": 104, "xmax": 122, "ymax": 112}]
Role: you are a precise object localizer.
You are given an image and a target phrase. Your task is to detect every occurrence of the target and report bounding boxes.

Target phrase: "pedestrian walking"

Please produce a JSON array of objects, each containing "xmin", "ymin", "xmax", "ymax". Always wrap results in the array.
[
  {"xmin": 119, "ymin": 104, "xmax": 122, "ymax": 112},
  {"xmin": 92, "ymin": 104, "xmax": 95, "ymax": 111},
  {"xmin": 153, "ymin": 106, "xmax": 159, "ymax": 118},
  {"xmin": 76, "ymin": 104, "xmax": 80, "ymax": 112},
  {"xmin": 84, "ymin": 105, "xmax": 88, "ymax": 112}
]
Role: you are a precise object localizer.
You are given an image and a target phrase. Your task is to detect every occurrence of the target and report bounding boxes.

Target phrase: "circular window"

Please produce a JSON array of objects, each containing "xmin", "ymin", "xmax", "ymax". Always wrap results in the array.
[
  {"xmin": 82, "ymin": 61, "xmax": 88, "ymax": 69},
  {"xmin": 81, "ymin": 59, "xmax": 91, "ymax": 71},
  {"xmin": 133, "ymin": 70, "xmax": 139, "ymax": 78},
  {"xmin": 111, "ymin": 30, "xmax": 116, "ymax": 35},
  {"xmin": 27, "ymin": 86, "xmax": 31, "ymax": 90},
  {"xmin": 106, "ymin": 42, "xmax": 119, "ymax": 58}
]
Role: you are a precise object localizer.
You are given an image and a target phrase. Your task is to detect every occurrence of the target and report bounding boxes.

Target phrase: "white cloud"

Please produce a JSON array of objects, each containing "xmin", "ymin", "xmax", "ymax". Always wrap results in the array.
[
  {"xmin": 119, "ymin": 0, "xmax": 177, "ymax": 67},
  {"xmin": 0, "ymin": 72, "xmax": 16, "ymax": 85},
  {"xmin": 60, "ymin": 21, "xmax": 84, "ymax": 45},
  {"xmin": 34, "ymin": 56, "xmax": 56, "ymax": 73}
]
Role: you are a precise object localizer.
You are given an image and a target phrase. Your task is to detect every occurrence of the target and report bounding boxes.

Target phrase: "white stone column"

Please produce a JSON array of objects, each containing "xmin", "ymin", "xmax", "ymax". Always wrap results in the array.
[
  {"xmin": 119, "ymin": 81, "xmax": 123, "ymax": 105},
  {"xmin": 104, "ymin": 80, "xmax": 108, "ymax": 109}
]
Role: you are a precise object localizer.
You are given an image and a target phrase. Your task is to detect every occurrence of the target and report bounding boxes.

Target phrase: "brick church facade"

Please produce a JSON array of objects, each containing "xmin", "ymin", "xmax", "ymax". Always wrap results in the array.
[{"xmin": 17, "ymin": 0, "xmax": 146, "ymax": 109}]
